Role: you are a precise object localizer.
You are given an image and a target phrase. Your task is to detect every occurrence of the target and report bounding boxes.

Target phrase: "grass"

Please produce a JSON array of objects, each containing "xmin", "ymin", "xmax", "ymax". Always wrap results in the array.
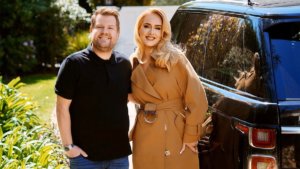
[{"xmin": 18, "ymin": 73, "xmax": 57, "ymax": 123}]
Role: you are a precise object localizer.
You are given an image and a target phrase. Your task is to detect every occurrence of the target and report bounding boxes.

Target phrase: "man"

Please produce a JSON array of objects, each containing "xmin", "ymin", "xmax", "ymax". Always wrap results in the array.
[{"xmin": 55, "ymin": 7, "xmax": 132, "ymax": 169}]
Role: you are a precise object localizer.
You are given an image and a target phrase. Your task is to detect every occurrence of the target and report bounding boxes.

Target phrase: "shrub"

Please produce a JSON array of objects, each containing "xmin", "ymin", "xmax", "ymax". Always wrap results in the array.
[
  {"xmin": 0, "ymin": 0, "xmax": 89, "ymax": 76},
  {"xmin": 63, "ymin": 31, "xmax": 90, "ymax": 57},
  {"xmin": 0, "ymin": 77, "xmax": 68, "ymax": 168}
]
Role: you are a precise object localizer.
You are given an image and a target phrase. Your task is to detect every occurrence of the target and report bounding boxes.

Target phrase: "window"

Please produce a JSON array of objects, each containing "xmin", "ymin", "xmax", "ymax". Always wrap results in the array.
[
  {"xmin": 238, "ymin": 18, "xmax": 265, "ymax": 98},
  {"xmin": 269, "ymin": 23, "xmax": 300, "ymax": 100},
  {"xmin": 172, "ymin": 12, "xmax": 246, "ymax": 88},
  {"xmin": 171, "ymin": 12, "xmax": 209, "ymax": 76}
]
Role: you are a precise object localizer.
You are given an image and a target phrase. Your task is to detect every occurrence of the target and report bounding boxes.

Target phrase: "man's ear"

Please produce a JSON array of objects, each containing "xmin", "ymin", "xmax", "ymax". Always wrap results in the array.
[{"xmin": 117, "ymin": 31, "xmax": 120, "ymax": 39}]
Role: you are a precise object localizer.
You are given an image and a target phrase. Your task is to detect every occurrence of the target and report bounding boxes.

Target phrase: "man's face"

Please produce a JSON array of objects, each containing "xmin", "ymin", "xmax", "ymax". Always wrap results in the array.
[{"xmin": 90, "ymin": 15, "xmax": 119, "ymax": 52}]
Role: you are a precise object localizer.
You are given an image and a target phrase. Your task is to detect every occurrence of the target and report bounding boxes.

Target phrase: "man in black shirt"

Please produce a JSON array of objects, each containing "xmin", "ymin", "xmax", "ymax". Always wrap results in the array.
[{"xmin": 55, "ymin": 7, "xmax": 132, "ymax": 169}]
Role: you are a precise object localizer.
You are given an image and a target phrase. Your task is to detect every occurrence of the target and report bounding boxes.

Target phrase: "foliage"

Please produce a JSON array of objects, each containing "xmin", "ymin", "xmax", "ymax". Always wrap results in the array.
[
  {"xmin": 0, "ymin": 0, "xmax": 89, "ymax": 76},
  {"xmin": 0, "ymin": 0, "xmax": 38, "ymax": 76},
  {"xmin": 87, "ymin": 0, "xmax": 150, "ymax": 8},
  {"xmin": 115, "ymin": 0, "xmax": 152, "ymax": 6},
  {"xmin": 32, "ymin": 2, "xmax": 69, "ymax": 73},
  {"xmin": 56, "ymin": 0, "xmax": 90, "ymax": 21},
  {"xmin": 152, "ymin": 0, "xmax": 190, "ymax": 5},
  {"xmin": 0, "ymin": 77, "xmax": 68, "ymax": 168},
  {"xmin": 64, "ymin": 31, "xmax": 90, "ymax": 57},
  {"xmin": 56, "ymin": 0, "xmax": 90, "ymax": 32}
]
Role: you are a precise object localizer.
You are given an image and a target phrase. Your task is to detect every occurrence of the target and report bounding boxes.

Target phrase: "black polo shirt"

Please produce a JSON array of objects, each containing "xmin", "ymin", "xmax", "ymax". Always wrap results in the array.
[{"xmin": 55, "ymin": 45, "xmax": 132, "ymax": 161}]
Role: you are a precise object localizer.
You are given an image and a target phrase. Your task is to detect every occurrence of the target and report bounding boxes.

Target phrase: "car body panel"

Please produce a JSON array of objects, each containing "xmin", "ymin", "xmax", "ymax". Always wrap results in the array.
[{"xmin": 171, "ymin": 1, "xmax": 300, "ymax": 168}]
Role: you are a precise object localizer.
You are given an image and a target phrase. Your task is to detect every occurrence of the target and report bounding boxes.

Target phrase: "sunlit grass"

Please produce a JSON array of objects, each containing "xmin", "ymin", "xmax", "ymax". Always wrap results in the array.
[{"xmin": 19, "ymin": 74, "xmax": 57, "ymax": 123}]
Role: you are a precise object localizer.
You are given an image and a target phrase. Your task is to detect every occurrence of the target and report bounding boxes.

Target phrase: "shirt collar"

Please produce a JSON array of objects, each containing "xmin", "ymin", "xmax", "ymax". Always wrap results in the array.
[{"xmin": 87, "ymin": 44, "xmax": 117, "ymax": 64}]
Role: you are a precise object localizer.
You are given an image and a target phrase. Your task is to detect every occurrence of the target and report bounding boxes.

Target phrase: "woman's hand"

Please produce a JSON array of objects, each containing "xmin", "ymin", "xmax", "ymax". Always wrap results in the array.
[
  {"xmin": 180, "ymin": 141, "xmax": 198, "ymax": 154},
  {"xmin": 65, "ymin": 145, "xmax": 88, "ymax": 158}
]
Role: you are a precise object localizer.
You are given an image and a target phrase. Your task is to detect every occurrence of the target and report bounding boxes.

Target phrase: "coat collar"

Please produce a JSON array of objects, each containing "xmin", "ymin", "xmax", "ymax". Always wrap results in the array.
[{"xmin": 131, "ymin": 65, "xmax": 161, "ymax": 99}]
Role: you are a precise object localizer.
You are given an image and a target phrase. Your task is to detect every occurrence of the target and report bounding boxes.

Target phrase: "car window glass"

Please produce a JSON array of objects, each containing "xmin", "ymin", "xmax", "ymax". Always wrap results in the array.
[
  {"xmin": 269, "ymin": 22, "xmax": 300, "ymax": 100},
  {"xmin": 236, "ymin": 19, "xmax": 266, "ymax": 98},
  {"xmin": 171, "ymin": 12, "xmax": 186, "ymax": 44},
  {"xmin": 172, "ymin": 12, "xmax": 268, "ymax": 99},
  {"xmin": 204, "ymin": 14, "xmax": 246, "ymax": 89},
  {"xmin": 176, "ymin": 13, "xmax": 246, "ymax": 89},
  {"xmin": 171, "ymin": 12, "xmax": 210, "ymax": 76}
]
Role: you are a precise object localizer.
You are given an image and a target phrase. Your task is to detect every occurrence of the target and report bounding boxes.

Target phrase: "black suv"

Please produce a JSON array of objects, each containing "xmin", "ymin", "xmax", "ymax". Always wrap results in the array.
[{"xmin": 170, "ymin": 0, "xmax": 300, "ymax": 169}]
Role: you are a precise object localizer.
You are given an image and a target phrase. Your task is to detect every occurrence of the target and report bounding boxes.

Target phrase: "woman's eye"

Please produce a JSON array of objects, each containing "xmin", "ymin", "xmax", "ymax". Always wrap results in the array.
[
  {"xmin": 155, "ymin": 27, "xmax": 161, "ymax": 30},
  {"xmin": 144, "ymin": 25, "xmax": 150, "ymax": 28}
]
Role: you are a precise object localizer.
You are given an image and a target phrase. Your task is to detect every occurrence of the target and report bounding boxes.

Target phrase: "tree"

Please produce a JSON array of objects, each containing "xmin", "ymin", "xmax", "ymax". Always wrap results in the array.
[
  {"xmin": 32, "ymin": 3, "xmax": 68, "ymax": 72},
  {"xmin": 0, "ymin": 0, "xmax": 37, "ymax": 76},
  {"xmin": 86, "ymin": 0, "xmax": 151, "ymax": 8},
  {"xmin": 0, "ymin": 0, "xmax": 89, "ymax": 77},
  {"xmin": 152, "ymin": 0, "xmax": 190, "ymax": 5},
  {"xmin": 79, "ymin": 0, "xmax": 93, "ymax": 13}
]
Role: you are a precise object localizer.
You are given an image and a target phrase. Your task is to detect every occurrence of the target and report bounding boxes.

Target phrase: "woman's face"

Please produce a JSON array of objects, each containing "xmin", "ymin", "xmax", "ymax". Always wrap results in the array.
[{"xmin": 139, "ymin": 13, "xmax": 162, "ymax": 48}]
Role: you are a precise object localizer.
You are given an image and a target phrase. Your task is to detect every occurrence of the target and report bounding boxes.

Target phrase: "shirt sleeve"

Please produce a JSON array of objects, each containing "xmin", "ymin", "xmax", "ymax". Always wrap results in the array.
[
  {"xmin": 178, "ymin": 57, "xmax": 208, "ymax": 143},
  {"xmin": 55, "ymin": 57, "xmax": 79, "ymax": 100}
]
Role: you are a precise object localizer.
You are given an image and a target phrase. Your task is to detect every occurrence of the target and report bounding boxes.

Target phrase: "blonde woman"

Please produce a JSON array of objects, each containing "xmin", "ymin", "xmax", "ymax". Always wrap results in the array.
[{"xmin": 129, "ymin": 8, "xmax": 208, "ymax": 169}]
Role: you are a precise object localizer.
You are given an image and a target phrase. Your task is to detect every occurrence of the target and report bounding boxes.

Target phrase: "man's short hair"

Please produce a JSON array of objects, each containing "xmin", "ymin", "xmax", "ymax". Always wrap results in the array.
[{"xmin": 90, "ymin": 7, "xmax": 120, "ymax": 32}]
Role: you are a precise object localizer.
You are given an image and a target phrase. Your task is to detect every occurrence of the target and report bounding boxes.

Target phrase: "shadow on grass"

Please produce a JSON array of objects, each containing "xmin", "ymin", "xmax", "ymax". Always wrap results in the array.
[{"xmin": 20, "ymin": 73, "xmax": 57, "ymax": 85}]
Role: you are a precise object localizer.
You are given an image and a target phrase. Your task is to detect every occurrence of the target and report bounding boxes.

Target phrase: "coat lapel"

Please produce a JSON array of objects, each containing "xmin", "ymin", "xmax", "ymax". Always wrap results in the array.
[{"xmin": 131, "ymin": 65, "xmax": 161, "ymax": 99}]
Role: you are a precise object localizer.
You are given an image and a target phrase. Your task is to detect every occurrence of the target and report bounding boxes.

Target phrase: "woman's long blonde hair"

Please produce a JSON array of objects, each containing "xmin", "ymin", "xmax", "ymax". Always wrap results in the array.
[{"xmin": 132, "ymin": 8, "xmax": 185, "ymax": 71}]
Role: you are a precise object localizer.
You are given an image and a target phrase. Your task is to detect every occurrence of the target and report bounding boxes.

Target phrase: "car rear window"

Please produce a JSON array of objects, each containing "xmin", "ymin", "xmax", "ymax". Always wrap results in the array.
[{"xmin": 269, "ymin": 22, "xmax": 300, "ymax": 100}]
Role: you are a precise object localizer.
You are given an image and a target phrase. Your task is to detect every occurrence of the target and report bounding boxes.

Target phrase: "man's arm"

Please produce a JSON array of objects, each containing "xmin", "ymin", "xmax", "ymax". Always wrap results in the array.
[
  {"xmin": 56, "ymin": 95, "xmax": 73, "ymax": 146},
  {"xmin": 56, "ymin": 95, "xmax": 88, "ymax": 157}
]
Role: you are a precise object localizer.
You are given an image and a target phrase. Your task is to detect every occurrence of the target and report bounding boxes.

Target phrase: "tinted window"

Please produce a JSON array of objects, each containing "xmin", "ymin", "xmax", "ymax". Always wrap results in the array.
[
  {"xmin": 172, "ymin": 13, "xmax": 256, "ymax": 89},
  {"xmin": 269, "ymin": 23, "xmax": 300, "ymax": 100},
  {"xmin": 200, "ymin": 14, "xmax": 245, "ymax": 89},
  {"xmin": 171, "ymin": 12, "xmax": 210, "ymax": 76},
  {"xmin": 239, "ymin": 18, "xmax": 266, "ymax": 98}
]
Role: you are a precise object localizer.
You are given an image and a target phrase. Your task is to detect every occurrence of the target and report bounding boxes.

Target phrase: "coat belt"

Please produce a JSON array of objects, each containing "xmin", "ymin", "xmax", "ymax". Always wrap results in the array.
[{"xmin": 138, "ymin": 98, "xmax": 184, "ymax": 112}]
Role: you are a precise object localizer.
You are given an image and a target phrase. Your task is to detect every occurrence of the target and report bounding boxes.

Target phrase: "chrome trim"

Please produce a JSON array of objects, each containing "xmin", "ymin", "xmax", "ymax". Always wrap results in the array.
[
  {"xmin": 281, "ymin": 126, "xmax": 300, "ymax": 134},
  {"xmin": 285, "ymin": 98, "xmax": 300, "ymax": 101}
]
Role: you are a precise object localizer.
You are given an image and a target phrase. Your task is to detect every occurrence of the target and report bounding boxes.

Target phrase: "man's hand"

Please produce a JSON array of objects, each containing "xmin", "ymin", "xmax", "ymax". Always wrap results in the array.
[
  {"xmin": 65, "ymin": 145, "xmax": 88, "ymax": 158},
  {"xmin": 180, "ymin": 141, "xmax": 198, "ymax": 154}
]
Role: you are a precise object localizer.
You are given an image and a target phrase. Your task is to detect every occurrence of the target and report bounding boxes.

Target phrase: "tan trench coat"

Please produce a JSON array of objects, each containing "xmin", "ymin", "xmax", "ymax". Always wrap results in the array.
[{"xmin": 131, "ymin": 56, "xmax": 208, "ymax": 169}]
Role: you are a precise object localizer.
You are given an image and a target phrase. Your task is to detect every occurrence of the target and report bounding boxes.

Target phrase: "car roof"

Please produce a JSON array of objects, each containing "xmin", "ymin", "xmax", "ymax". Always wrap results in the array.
[{"xmin": 178, "ymin": 0, "xmax": 300, "ymax": 18}]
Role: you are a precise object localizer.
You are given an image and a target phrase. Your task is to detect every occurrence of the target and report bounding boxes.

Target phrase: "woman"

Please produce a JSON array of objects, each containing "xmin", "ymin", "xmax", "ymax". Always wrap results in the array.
[{"xmin": 129, "ymin": 8, "xmax": 208, "ymax": 169}]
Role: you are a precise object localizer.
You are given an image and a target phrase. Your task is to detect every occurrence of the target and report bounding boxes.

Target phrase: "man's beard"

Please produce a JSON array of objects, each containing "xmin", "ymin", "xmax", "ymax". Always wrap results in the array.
[{"xmin": 92, "ymin": 37, "xmax": 115, "ymax": 52}]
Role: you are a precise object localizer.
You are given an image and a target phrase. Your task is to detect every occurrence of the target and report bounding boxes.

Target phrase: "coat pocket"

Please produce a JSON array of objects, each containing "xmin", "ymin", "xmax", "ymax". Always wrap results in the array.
[{"xmin": 174, "ymin": 112, "xmax": 186, "ymax": 139}]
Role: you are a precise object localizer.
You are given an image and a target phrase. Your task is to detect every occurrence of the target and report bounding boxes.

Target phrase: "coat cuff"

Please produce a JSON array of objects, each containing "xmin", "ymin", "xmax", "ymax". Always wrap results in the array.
[{"xmin": 183, "ymin": 124, "xmax": 201, "ymax": 143}]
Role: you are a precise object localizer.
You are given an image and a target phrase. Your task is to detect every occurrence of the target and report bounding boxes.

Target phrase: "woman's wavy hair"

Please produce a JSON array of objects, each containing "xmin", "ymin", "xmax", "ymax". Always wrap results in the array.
[{"xmin": 132, "ymin": 8, "xmax": 185, "ymax": 71}]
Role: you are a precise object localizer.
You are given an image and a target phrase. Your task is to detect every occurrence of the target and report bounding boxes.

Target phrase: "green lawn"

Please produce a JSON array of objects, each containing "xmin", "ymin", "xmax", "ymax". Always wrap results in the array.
[{"xmin": 19, "ymin": 74, "xmax": 57, "ymax": 123}]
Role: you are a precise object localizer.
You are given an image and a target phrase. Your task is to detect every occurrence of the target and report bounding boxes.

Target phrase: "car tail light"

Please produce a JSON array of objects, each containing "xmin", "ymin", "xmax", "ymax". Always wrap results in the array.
[
  {"xmin": 250, "ymin": 128, "xmax": 276, "ymax": 149},
  {"xmin": 248, "ymin": 155, "xmax": 277, "ymax": 169},
  {"xmin": 236, "ymin": 123, "xmax": 249, "ymax": 134},
  {"xmin": 235, "ymin": 123, "xmax": 276, "ymax": 149}
]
